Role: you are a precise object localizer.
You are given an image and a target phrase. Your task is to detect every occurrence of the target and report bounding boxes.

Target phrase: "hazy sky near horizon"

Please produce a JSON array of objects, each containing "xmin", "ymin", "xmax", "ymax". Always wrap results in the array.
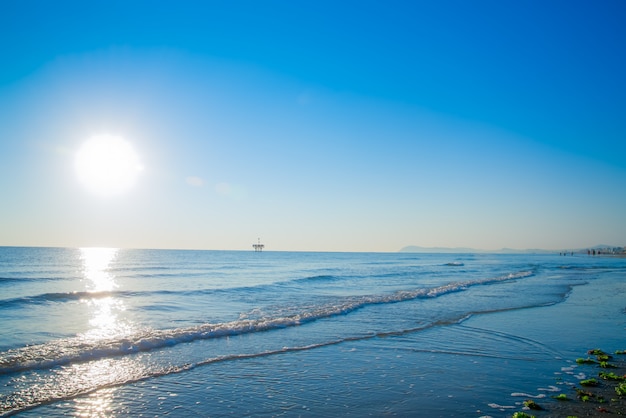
[{"xmin": 1, "ymin": 0, "xmax": 625, "ymax": 252}]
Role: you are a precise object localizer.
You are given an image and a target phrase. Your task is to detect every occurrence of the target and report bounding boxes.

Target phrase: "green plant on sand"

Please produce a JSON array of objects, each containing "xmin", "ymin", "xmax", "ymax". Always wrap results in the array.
[
  {"xmin": 580, "ymin": 378, "xmax": 598, "ymax": 387},
  {"xmin": 589, "ymin": 349, "xmax": 612, "ymax": 361},
  {"xmin": 523, "ymin": 399, "xmax": 543, "ymax": 410},
  {"xmin": 600, "ymin": 361, "xmax": 617, "ymax": 368},
  {"xmin": 512, "ymin": 412, "xmax": 535, "ymax": 418},
  {"xmin": 508, "ymin": 348, "xmax": 624, "ymax": 417},
  {"xmin": 599, "ymin": 371, "xmax": 626, "ymax": 381},
  {"xmin": 575, "ymin": 388, "xmax": 595, "ymax": 401}
]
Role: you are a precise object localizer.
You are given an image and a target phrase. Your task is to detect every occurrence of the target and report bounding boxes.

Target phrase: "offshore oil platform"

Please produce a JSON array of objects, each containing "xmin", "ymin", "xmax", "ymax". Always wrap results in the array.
[{"xmin": 252, "ymin": 238, "xmax": 265, "ymax": 252}]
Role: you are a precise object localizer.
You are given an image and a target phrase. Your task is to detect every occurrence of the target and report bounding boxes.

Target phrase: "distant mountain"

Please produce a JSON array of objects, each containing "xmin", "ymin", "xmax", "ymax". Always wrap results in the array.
[
  {"xmin": 399, "ymin": 245, "xmax": 479, "ymax": 253},
  {"xmin": 495, "ymin": 247, "xmax": 553, "ymax": 254},
  {"xmin": 398, "ymin": 245, "xmax": 553, "ymax": 254},
  {"xmin": 589, "ymin": 244, "xmax": 623, "ymax": 250}
]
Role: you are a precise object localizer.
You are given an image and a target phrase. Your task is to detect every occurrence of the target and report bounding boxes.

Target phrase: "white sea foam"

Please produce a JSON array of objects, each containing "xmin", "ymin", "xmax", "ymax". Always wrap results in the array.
[
  {"xmin": 511, "ymin": 392, "xmax": 546, "ymax": 398},
  {"xmin": 488, "ymin": 403, "xmax": 515, "ymax": 409},
  {"xmin": 538, "ymin": 385, "xmax": 560, "ymax": 392},
  {"xmin": 0, "ymin": 270, "xmax": 534, "ymax": 375}
]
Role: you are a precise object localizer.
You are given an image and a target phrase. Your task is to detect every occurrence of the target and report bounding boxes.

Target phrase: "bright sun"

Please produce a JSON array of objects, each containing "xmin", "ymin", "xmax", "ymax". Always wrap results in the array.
[{"xmin": 75, "ymin": 135, "xmax": 143, "ymax": 197}]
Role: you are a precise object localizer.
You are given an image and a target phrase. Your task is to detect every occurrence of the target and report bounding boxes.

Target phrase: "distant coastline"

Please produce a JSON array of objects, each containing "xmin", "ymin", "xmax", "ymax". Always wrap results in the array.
[{"xmin": 398, "ymin": 244, "xmax": 626, "ymax": 255}]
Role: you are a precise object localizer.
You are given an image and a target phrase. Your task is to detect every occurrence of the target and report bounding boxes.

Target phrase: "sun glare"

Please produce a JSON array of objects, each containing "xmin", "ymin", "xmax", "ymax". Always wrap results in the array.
[{"xmin": 75, "ymin": 135, "xmax": 143, "ymax": 197}]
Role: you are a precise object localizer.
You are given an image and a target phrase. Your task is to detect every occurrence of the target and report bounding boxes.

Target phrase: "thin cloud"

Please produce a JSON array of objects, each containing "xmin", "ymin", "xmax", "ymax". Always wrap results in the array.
[{"xmin": 185, "ymin": 176, "xmax": 204, "ymax": 187}]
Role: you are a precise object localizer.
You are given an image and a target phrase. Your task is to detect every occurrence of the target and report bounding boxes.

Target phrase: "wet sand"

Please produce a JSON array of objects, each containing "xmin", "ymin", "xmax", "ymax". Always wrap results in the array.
[
  {"xmin": 528, "ymin": 351, "xmax": 626, "ymax": 417},
  {"xmin": 468, "ymin": 267, "xmax": 626, "ymax": 417}
]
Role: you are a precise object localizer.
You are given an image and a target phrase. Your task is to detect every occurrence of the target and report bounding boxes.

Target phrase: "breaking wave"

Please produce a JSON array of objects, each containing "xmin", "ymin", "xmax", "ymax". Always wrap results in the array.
[{"xmin": 0, "ymin": 270, "xmax": 533, "ymax": 375}]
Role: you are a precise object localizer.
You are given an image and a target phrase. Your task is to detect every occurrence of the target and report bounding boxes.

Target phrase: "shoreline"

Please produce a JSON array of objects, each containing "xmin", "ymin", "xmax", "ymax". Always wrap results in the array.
[
  {"xmin": 2, "ymin": 251, "xmax": 624, "ymax": 417},
  {"xmin": 468, "ymin": 268, "xmax": 626, "ymax": 417},
  {"xmin": 527, "ymin": 350, "xmax": 626, "ymax": 417}
]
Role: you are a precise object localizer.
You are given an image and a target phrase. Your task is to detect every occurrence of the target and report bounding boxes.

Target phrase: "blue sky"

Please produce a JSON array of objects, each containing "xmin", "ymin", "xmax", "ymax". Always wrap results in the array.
[{"xmin": 1, "ymin": 0, "xmax": 625, "ymax": 251}]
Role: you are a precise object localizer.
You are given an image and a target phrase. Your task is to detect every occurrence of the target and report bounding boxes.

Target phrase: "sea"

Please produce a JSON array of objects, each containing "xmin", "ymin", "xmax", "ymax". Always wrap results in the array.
[{"xmin": 0, "ymin": 247, "xmax": 625, "ymax": 417}]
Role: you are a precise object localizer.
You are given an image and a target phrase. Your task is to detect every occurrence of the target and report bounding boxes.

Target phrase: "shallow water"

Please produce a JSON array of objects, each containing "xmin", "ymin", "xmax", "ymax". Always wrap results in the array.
[{"xmin": 1, "ymin": 247, "xmax": 624, "ymax": 416}]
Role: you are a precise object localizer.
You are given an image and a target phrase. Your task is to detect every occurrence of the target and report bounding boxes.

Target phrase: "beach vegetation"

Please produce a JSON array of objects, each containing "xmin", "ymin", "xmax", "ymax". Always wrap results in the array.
[
  {"xmin": 616, "ymin": 382, "xmax": 626, "ymax": 396},
  {"xmin": 575, "ymin": 388, "xmax": 594, "ymax": 398},
  {"xmin": 599, "ymin": 371, "xmax": 626, "ymax": 381},
  {"xmin": 553, "ymin": 393, "xmax": 569, "ymax": 400},
  {"xmin": 615, "ymin": 350, "xmax": 626, "ymax": 355},
  {"xmin": 576, "ymin": 358, "xmax": 596, "ymax": 364},
  {"xmin": 580, "ymin": 378, "xmax": 598, "ymax": 387},
  {"xmin": 587, "ymin": 348, "xmax": 614, "ymax": 362},
  {"xmin": 599, "ymin": 361, "xmax": 617, "ymax": 368},
  {"xmin": 523, "ymin": 399, "xmax": 542, "ymax": 410},
  {"xmin": 512, "ymin": 412, "xmax": 535, "ymax": 418}
]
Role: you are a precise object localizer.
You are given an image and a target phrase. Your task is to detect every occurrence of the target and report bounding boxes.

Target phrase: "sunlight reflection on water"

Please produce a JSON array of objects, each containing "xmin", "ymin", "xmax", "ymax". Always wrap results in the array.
[
  {"xmin": 71, "ymin": 379, "xmax": 116, "ymax": 418},
  {"xmin": 64, "ymin": 358, "xmax": 149, "ymax": 417},
  {"xmin": 79, "ymin": 248, "xmax": 132, "ymax": 340},
  {"xmin": 68, "ymin": 249, "xmax": 130, "ymax": 415},
  {"xmin": 80, "ymin": 247, "xmax": 118, "ymax": 292}
]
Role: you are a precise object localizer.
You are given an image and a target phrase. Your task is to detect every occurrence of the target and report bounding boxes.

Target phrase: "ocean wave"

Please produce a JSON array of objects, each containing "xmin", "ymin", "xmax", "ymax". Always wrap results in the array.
[
  {"xmin": 0, "ymin": 277, "xmax": 24, "ymax": 284},
  {"xmin": 0, "ymin": 276, "xmax": 70, "ymax": 284},
  {"xmin": 0, "ymin": 290, "xmax": 131, "ymax": 308},
  {"xmin": 0, "ymin": 269, "xmax": 533, "ymax": 375},
  {"xmin": 0, "ymin": 284, "xmax": 282, "ymax": 308},
  {"xmin": 0, "ymin": 287, "xmax": 242, "ymax": 308},
  {"xmin": 0, "ymin": 336, "xmax": 360, "ymax": 416},
  {"xmin": 288, "ymin": 274, "xmax": 339, "ymax": 284},
  {"xmin": 108, "ymin": 263, "xmax": 244, "ymax": 275}
]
